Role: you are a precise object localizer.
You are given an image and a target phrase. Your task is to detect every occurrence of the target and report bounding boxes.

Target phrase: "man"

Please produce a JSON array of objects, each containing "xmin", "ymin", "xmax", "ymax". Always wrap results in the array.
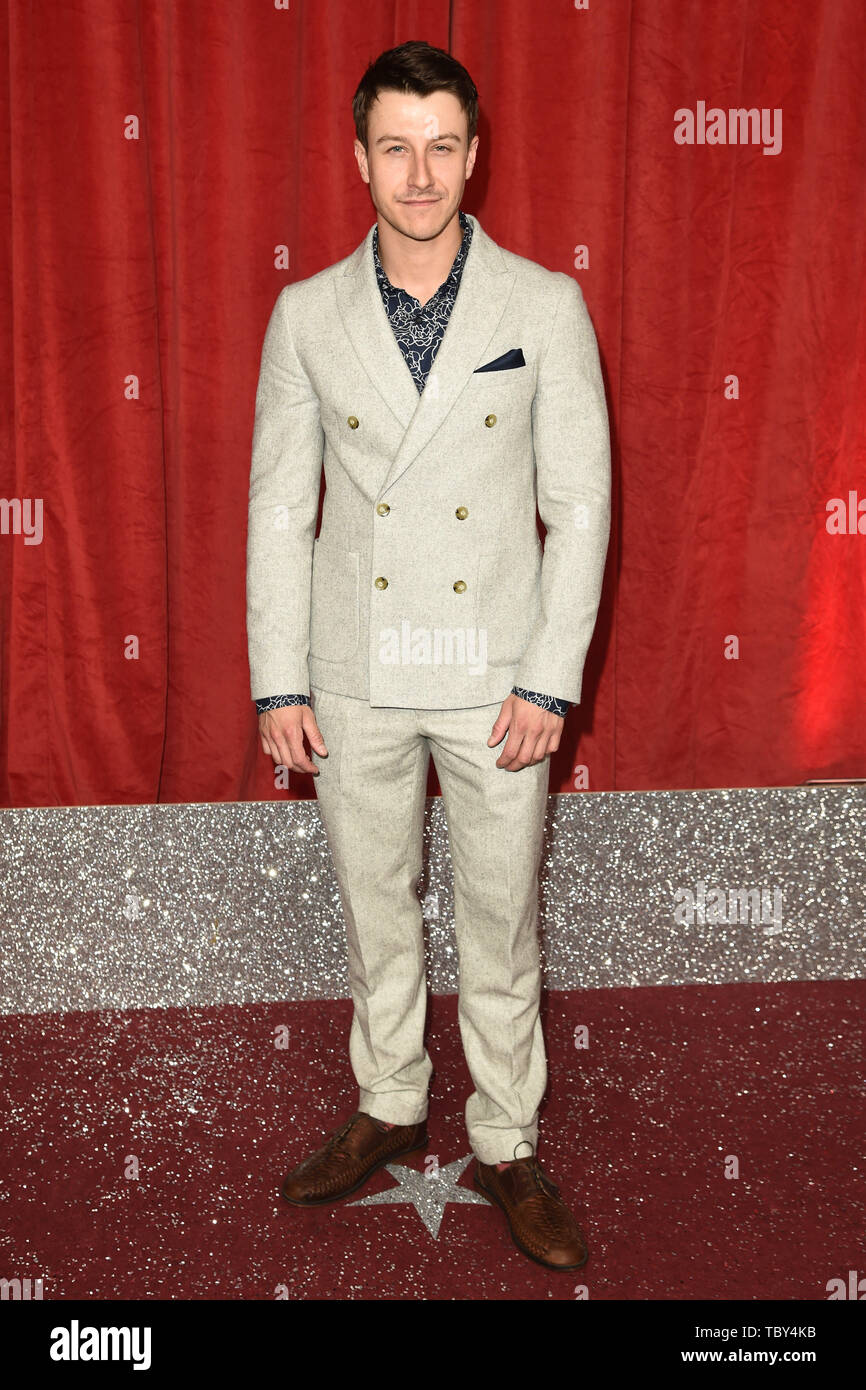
[{"xmin": 246, "ymin": 40, "xmax": 610, "ymax": 1272}]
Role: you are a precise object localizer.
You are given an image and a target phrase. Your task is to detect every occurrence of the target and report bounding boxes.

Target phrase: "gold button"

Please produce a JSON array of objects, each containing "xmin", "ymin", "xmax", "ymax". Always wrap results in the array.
[
  {"xmin": 453, "ymin": 579, "xmax": 467, "ymax": 593},
  {"xmin": 484, "ymin": 414, "xmax": 496, "ymax": 427},
  {"xmin": 347, "ymin": 415, "xmax": 359, "ymax": 429},
  {"xmin": 374, "ymin": 576, "xmax": 388, "ymax": 590},
  {"xmin": 376, "ymin": 502, "xmax": 390, "ymax": 516},
  {"xmin": 455, "ymin": 506, "xmax": 469, "ymax": 520}
]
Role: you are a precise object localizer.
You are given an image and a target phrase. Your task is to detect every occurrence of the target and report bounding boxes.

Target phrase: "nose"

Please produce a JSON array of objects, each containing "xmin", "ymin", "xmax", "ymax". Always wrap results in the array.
[{"xmin": 407, "ymin": 154, "xmax": 435, "ymax": 192}]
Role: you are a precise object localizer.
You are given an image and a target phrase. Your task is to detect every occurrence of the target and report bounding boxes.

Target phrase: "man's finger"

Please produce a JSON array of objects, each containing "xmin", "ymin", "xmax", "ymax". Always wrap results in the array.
[
  {"xmin": 530, "ymin": 729, "xmax": 554, "ymax": 765},
  {"xmin": 496, "ymin": 725, "xmax": 530, "ymax": 769},
  {"xmin": 487, "ymin": 716, "xmax": 509, "ymax": 746},
  {"xmin": 282, "ymin": 728, "xmax": 318, "ymax": 775},
  {"xmin": 302, "ymin": 708, "xmax": 328, "ymax": 755}
]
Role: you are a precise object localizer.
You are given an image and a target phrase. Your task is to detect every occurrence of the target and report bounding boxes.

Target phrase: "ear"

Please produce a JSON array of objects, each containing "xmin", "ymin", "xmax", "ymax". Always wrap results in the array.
[{"xmin": 354, "ymin": 139, "xmax": 370, "ymax": 183}]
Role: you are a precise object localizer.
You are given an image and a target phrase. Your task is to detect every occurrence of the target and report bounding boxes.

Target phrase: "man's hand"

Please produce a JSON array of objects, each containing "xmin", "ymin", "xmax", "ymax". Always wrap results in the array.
[
  {"xmin": 258, "ymin": 704, "xmax": 328, "ymax": 776},
  {"xmin": 487, "ymin": 693, "xmax": 564, "ymax": 771}
]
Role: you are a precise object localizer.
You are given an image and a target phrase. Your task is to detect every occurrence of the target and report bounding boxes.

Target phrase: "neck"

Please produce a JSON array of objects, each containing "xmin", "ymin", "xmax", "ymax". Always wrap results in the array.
[{"xmin": 376, "ymin": 209, "xmax": 464, "ymax": 301}]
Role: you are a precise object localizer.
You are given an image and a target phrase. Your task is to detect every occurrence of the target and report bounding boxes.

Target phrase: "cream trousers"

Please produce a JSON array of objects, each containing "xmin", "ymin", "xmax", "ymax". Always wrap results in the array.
[{"xmin": 309, "ymin": 683, "xmax": 550, "ymax": 1164}]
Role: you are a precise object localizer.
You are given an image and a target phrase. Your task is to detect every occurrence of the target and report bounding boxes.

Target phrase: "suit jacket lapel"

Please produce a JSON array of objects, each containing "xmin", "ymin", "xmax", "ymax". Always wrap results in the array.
[{"xmin": 334, "ymin": 213, "xmax": 516, "ymax": 496}]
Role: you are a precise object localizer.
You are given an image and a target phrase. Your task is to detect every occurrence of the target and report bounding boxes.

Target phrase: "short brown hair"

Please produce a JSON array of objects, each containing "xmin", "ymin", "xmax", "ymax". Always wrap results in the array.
[{"xmin": 352, "ymin": 40, "xmax": 479, "ymax": 152}]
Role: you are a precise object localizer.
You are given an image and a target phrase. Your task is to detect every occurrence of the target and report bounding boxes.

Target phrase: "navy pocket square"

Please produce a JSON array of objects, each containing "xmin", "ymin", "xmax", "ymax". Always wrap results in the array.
[{"xmin": 473, "ymin": 348, "xmax": 526, "ymax": 373}]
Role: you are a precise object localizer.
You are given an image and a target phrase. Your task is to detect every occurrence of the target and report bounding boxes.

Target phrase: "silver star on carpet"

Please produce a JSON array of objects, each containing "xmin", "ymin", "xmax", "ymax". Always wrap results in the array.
[{"xmin": 348, "ymin": 1152, "xmax": 488, "ymax": 1238}]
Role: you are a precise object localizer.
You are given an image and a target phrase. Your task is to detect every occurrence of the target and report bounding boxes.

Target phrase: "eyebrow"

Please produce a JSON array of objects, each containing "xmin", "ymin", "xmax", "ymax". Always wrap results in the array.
[{"xmin": 374, "ymin": 132, "xmax": 463, "ymax": 146}]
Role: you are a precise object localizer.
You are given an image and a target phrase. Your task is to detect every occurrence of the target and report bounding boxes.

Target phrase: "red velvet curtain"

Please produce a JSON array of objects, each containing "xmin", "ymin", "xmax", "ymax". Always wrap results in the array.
[{"xmin": 1, "ymin": 0, "xmax": 864, "ymax": 807}]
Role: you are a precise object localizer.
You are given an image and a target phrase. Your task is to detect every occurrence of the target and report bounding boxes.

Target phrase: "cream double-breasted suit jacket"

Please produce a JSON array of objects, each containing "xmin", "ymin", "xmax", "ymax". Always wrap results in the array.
[{"xmin": 246, "ymin": 212, "xmax": 611, "ymax": 711}]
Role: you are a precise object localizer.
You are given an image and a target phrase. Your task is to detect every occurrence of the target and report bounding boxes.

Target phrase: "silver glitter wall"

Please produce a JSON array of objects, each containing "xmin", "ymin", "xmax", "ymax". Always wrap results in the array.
[{"xmin": 1, "ymin": 785, "xmax": 863, "ymax": 1016}]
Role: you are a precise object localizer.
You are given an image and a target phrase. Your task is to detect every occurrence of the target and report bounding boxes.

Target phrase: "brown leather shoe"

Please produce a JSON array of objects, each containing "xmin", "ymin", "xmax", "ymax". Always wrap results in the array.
[
  {"xmin": 473, "ymin": 1155, "xmax": 589, "ymax": 1270},
  {"xmin": 280, "ymin": 1111, "xmax": 429, "ymax": 1207}
]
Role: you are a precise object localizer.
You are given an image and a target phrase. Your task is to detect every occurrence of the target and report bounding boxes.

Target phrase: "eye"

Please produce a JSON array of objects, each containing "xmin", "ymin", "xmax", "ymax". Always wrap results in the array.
[{"xmin": 386, "ymin": 144, "xmax": 455, "ymax": 153}]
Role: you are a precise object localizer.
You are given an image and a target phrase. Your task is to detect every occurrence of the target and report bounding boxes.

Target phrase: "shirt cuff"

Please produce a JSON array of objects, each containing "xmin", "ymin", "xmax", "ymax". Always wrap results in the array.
[
  {"xmin": 510, "ymin": 686, "xmax": 570, "ymax": 718},
  {"xmin": 256, "ymin": 690, "xmax": 570, "ymax": 718},
  {"xmin": 254, "ymin": 694, "xmax": 311, "ymax": 714}
]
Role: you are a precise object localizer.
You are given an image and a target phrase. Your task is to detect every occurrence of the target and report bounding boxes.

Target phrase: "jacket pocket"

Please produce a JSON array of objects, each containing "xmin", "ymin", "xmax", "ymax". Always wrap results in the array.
[{"xmin": 309, "ymin": 538, "xmax": 360, "ymax": 662}]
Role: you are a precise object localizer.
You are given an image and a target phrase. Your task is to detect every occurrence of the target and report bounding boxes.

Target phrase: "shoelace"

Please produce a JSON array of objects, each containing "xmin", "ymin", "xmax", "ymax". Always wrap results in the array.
[
  {"xmin": 514, "ymin": 1161, "xmax": 554, "ymax": 1196},
  {"xmin": 294, "ymin": 1116, "xmax": 354, "ymax": 1173},
  {"xmin": 328, "ymin": 1113, "xmax": 389, "ymax": 1160},
  {"xmin": 503, "ymin": 1162, "xmax": 573, "ymax": 1239},
  {"xmin": 328, "ymin": 1117, "xmax": 357, "ymax": 1157}
]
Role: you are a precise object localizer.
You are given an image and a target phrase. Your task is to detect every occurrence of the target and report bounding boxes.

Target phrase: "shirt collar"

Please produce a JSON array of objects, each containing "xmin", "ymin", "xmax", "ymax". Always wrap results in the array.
[{"xmin": 372, "ymin": 209, "xmax": 473, "ymax": 301}]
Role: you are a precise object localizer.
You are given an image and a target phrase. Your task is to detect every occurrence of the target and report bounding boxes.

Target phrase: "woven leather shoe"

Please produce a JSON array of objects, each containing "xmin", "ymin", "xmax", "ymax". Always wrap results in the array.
[
  {"xmin": 280, "ymin": 1110, "xmax": 429, "ymax": 1207},
  {"xmin": 473, "ymin": 1154, "xmax": 589, "ymax": 1270}
]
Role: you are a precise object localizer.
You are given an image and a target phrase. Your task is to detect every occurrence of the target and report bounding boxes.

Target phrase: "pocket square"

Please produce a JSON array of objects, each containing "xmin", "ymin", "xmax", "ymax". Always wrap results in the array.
[{"xmin": 473, "ymin": 348, "xmax": 526, "ymax": 372}]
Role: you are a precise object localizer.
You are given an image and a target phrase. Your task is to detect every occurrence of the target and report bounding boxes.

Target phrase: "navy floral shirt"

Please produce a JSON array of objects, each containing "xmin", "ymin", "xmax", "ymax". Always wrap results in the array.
[{"xmin": 255, "ymin": 209, "xmax": 570, "ymax": 719}]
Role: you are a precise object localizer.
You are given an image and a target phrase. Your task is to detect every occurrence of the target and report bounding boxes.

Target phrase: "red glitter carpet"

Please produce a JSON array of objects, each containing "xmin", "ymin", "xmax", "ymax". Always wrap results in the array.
[{"xmin": 1, "ymin": 980, "xmax": 861, "ymax": 1300}]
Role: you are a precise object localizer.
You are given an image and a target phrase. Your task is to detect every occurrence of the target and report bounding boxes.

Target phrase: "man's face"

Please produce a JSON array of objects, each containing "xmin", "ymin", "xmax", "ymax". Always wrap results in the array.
[{"xmin": 354, "ymin": 88, "xmax": 478, "ymax": 242}]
